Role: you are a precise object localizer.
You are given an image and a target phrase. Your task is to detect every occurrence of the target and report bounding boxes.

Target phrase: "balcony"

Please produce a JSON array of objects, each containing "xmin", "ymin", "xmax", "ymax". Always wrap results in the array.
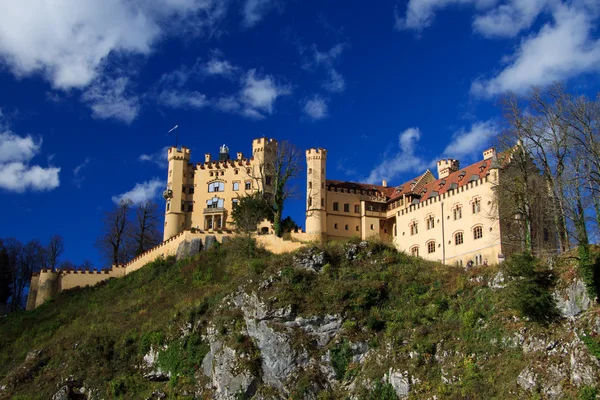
[
  {"xmin": 204, "ymin": 207, "xmax": 226, "ymax": 214},
  {"xmin": 365, "ymin": 210, "xmax": 386, "ymax": 218}
]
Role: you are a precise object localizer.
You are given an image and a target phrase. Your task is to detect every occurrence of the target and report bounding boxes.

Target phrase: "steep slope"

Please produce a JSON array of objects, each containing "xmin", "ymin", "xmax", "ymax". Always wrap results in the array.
[{"xmin": 0, "ymin": 238, "xmax": 598, "ymax": 399}]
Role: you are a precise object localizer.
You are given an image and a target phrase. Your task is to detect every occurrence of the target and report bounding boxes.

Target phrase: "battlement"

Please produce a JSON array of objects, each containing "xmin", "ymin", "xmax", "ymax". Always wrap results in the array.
[
  {"xmin": 437, "ymin": 159, "xmax": 459, "ymax": 179},
  {"xmin": 168, "ymin": 146, "xmax": 191, "ymax": 161},
  {"xmin": 306, "ymin": 148, "xmax": 327, "ymax": 160},
  {"xmin": 252, "ymin": 137, "xmax": 277, "ymax": 146},
  {"xmin": 483, "ymin": 148, "xmax": 496, "ymax": 160}
]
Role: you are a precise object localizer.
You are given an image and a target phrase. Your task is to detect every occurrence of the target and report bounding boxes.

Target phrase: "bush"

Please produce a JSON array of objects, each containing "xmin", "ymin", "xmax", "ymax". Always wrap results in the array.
[
  {"xmin": 367, "ymin": 380, "xmax": 398, "ymax": 400},
  {"xmin": 578, "ymin": 385, "xmax": 598, "ymax": 400},
  {"xmin": 330, "ymin": 339, "xmax": 353, "ymax": 380},
  {"xmin": 502, "ymin": 253, "xmax": 558, "ymax": 324}
]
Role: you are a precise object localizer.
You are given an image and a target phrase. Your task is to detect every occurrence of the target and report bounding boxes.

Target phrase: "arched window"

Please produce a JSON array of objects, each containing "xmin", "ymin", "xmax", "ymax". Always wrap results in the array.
[
  {"xmin": 308, "ymin": 181, "xmax": 312, "ymax": 189},
  {"xmin": 308, "ymin": 168, "xmax": 312, "ymax": 174},
  {"xmin": 453, "ymin": 205, "xmax": 462, "ymax": 220},
  {"xmin": 427, "ymin": 241, "xmax": 436, "ymax": 254},
  {"xmin": 308, "ymin": 197, "xmax": 312, "ymax": 207},
  {"xmin": 472, "ymin": 198, "xmax": 481, "ymax": 214},
  {"xmin": 455, "ymin": 232, "xmax": 464, "ymax": 245},
  {"xmin": 473, "ymin": 226, "xmax": 483, "ymax": 240},
  {"xmin": 410, "ymin": 221, "xmax": 418, "ymax": 235},
  {"xmin": 426, "ymin": 215, "xmax": 435, "ymax": 230},
  {"xmin": 166, "ymin": 201, "xmax": 171, "ymax": 211},
  {"xmin": 410, "ymin": 246, "xmax": 419, "ymax": 257}
]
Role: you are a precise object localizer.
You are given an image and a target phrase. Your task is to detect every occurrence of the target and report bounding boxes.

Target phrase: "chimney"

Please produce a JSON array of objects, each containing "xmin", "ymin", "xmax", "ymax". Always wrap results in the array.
[
  {"xmin": 483, "ymin": 148, "xmax": 496, "ymax": 160},
  {"xmin": 437, "ymin": 159, "xmax": 460, "ymax": 179},
  {"xmin": 205, "ymin": 153, "xmax": 211, "ymax": 163},
  {"xmin": 382, "ymin": 180, "xmax": 387, "ymax": 187}
]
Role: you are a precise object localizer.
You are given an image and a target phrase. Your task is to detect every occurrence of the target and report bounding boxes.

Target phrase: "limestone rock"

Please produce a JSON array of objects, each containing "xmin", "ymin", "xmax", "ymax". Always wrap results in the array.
[
  {"xmin": 517, "ymin": 367, "xmax": 537, "ymax": 392},
  {"xmin": 293, "ymin": 247, "xmax": 326, "ymax": 273},
  {"xmin": 51, "ymin": 385, "xmax": 70, "ymax": 400},
  {"xmin": 176, "ymin": 238, "xmax": 203, "ymax": 261},
  {"xmin": 142, "ymin": 346, "xmax": 170, "ymax": 382},
  {"xmin": 386, "ymin": 369, "xmax": 410, "ymax": 398},
  {"xmin": 202, "ymin": 340, "xmax": 257, "ymax": 400},
  {"xmin": 205, "ymin": 235, "xmax": 217, "ymax": 250},
  {"xmin": 553, "ymin": 278, "xmax": 591, "ymax": 318}
]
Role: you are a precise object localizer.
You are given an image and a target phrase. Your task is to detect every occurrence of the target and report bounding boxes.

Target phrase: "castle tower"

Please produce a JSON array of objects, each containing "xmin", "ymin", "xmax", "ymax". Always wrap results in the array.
[
  {"xmin": 305, "ymin": 148, "xmax": 327, "ymax": 240},
  {"xmin": 436, "ymin": 159, "xmax": 460, "ymax": 179},
  {"xmin": 163, "ymin": 146, "xmax": 191, "ymax": 240},
  {"xmin": 252, "ymin": 138, "xmax": 278, "ymax": 194}
]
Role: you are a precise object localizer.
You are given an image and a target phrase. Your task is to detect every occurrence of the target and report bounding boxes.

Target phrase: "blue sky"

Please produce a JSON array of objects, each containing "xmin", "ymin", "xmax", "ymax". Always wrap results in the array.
[{"xmin": 0, "ymin": 0, "xmax": 599, "ymax": 267}]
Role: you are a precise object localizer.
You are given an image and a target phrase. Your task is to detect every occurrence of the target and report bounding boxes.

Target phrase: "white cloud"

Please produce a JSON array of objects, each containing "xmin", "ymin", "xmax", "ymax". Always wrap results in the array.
[
  {"xmin": 214, "ymin": 96, "xmax": 241, "ymax": 112},
  {"xmin": 365, "ymin": 127, "xmax": 429, "ymax": 184},
  {"xmin": 0, "ymin": 0, "xmax": 228, "ymax": 90},
  {"xmin": 322, "ymin": 69, "xmax": 345, "ymax": 93},
  {"xmin": 238, "ymin": 69, "xmax": 291, "ymax": 117},
  {"xmin": 303, "ymin": 95, "xmax": 328, "ymax": 120},
  {"xmin": 395, "ymin": 0, "xmax": 497, "ymax": 32},
  {"xmin": 112, "ymin": 178, "xmax": 164, "ymax": 205},
  {"xmin": 72, "ymin": 157, "xmax": 90, "ymax": 188},
  {"xmin": 158, "ymin": 90, "xmax": 208, "ymax": 109},
  {"xmin": 82, "ymin": 77, "xmax": 140, "ymax": 123},
  {"xmin": 202, "ymin": 58, "xmax": 237, "ymax": 76},
  {"xmin": 442, "ymin": 120, "xmax": 498, "ymax": 159},
  {"xmin": 242, "ymin": 0, "xmax": 276, "ymax": 28},
  {"xmin": 304, "ymin": 43, "xmax": 348, "ymax": 93},
  {"xmin": 473, "ymin": 0, "xmax": 550, "ymax": 38},
  {"xmin": 0, "ymin": 130, "xmax": 60, "ymax": 193},
  {"xmin": 139, "ymin": 146, "xmax": 170, "ymax": 168},
  {"xmin": 471, "ymin": 4, "xmax": 600, "ymax": 97}
]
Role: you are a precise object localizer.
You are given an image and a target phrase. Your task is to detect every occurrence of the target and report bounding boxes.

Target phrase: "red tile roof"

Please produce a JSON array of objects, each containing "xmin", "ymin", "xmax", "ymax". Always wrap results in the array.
[{"xmin": 419, "ymin": 158, "xmax": 492, "ymax": 202}]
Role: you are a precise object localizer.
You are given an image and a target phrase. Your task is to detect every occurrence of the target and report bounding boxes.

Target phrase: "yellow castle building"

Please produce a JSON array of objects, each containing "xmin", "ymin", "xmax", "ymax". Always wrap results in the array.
[
  {"xmin": 305, "ymin": 146, "xmax": 550, "ymax": 267},
  {"xmin": 163, "ymin": 137, "xmax": 276, "ymax": 240}
]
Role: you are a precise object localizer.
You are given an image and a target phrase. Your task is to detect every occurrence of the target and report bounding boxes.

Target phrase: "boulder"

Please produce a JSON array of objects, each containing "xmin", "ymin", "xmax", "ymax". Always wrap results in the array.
[
  {"xmin": 205, "ymin": 235, "xmax": 217, "ymax": 250},
  {"xmin": 553, "ymin": 279, "xmax": 591, "ymax": 318}
]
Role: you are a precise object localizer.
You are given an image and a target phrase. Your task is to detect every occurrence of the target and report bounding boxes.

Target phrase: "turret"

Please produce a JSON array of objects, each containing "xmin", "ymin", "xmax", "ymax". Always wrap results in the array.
[
  {"xmin": 437, "ymin": 159, "xmax": 459, "ymax": 179},
  {"xmin": 305, "ymin": 148, "xmax": 327, "ymax": 240},
  {"xmin": 163, "ymin": 146, "xmax": 191, "ymax": 240}
]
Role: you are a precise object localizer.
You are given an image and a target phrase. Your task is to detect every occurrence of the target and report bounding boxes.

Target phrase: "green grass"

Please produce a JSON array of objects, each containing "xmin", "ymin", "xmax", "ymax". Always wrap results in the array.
[{"xmin": 0, "ymin": 237, "xmax": 596, "ymax": 399}]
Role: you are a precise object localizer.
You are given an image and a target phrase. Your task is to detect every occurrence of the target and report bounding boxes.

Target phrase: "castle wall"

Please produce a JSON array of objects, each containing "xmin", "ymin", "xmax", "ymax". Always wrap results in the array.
[
  {"xmin": 394, "ymin": 174, "xmax": 502, "ymax": 266},
  {"xmin": 26, "ymin": 275, "xmax": 39, "ymax": 310}
]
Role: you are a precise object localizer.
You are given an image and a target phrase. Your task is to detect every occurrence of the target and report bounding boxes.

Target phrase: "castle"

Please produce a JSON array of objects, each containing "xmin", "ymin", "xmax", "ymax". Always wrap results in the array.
[
  {"xmin": 26, "ymin": 137, "xmax": 552, "ymax": 309},
  {"xmin": 305, "ymin": 147, "xmax": 507, "ymax": 266}
]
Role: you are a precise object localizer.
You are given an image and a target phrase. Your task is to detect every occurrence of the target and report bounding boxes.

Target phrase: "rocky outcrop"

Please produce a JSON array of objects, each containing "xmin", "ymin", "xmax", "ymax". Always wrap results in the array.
[
  {"xmin": 293, "ymin": 247, "xmax": 326, "ymax": 273},
  {"xmin": 176, "ymin": 238, "xmax": 203, "ymax": 261},
  {"xmin": 553, "ymin": 278, "xmax": 592, "ymax": 318},
  {"xmin": 142, "ymin": 347, "xmax": 170, "ymax": 382}
]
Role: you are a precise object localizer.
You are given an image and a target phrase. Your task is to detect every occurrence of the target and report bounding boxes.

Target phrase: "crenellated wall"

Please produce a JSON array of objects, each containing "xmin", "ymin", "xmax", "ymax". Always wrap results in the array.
[{"xmin": 26, "ymin": 230, "xmax": 307, "ymax": 309}]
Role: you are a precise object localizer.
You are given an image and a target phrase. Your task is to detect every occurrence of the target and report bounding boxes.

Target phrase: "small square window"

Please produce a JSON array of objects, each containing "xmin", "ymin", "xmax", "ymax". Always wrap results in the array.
[
  {"xmin": 343, "ymin": 203, "xmax": 350, "ymax": 212},
  {"xmin": 334, "ymin": 223, "xmax": 338, "ymax": 229},
  {"xmin": 245, "ymin": 181, "xmax": 252, "ymax": 190},
  {"xmin": 333, "ymin": 202, "xmax": 339, "ymax": 211}
]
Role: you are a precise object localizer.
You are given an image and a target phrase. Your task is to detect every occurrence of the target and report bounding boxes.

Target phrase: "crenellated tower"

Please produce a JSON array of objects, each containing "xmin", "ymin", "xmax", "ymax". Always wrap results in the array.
[
  {"xmin": 163, "ymin": 146, "xmax": 191, "ymax": 240},
  {"xmin": 252, "ymin": 137, "xmax": 278, "ymax": 194},
  {"xmin": 305, "ymin": 148, "xmax": 327, "ymax": 240}
]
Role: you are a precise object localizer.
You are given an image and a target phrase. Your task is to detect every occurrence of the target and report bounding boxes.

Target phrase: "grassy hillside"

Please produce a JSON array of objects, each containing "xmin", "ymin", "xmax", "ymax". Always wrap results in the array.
[{"xmin": 0, "ymin": 237, "xmax": 598, "ymax": 399}]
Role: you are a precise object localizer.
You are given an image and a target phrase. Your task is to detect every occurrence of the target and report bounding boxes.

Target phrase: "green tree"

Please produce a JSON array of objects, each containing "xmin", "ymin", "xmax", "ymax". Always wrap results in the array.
[{"xmin": 231, "ymin": 193, "xmax": 274, "ymax": 233}]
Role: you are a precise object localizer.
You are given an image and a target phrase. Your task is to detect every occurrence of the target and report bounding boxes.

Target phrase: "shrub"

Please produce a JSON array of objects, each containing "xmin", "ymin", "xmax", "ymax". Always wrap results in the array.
[
  {"xmin": 249, "ymin": 258, "xmax": 267, "ymax": 275},
  {"xmin": 502, "ymin": 253, "xmax": 558, "ymax": 324},
  {"xmin": 578, "ymin": 385, "xmax": 598, "ymax": 400},
  {"xmin": 330, "ymin": 339, "xmax": 353, "ymax": 380},
  {"xmin": 367, "ymin": 380, "xmax": 398, "ymax": 400}
]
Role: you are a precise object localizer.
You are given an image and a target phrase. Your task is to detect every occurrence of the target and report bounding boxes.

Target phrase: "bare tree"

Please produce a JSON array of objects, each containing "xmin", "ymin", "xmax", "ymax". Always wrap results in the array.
[
  {"xmin": 45, "ymin": 234, "xmax": 64, "ymax": 272},
  {"xmin": 252, "ymin": 140, "xmax": 302, "ymax": 237},
  {"xmin": 128, "ymin": 201, "xmax": 161, "ymax": 256},
  {"xmin": 11, "ymin": 240, "xmax": 44, "ymax": 311},
  {"xmin": 96, "ymin": 199, "xmax": 132, "ymax": 266},
  {"xmin": 0, "ymin": 240, "xmax": 11, "ymax": 314}
]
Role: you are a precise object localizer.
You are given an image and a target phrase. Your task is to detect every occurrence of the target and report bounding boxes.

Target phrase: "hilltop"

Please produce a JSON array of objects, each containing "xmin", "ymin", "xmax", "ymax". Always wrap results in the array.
[{"xmin": 0, "ymin": 238, "xmax": 599, "ymax": 399}]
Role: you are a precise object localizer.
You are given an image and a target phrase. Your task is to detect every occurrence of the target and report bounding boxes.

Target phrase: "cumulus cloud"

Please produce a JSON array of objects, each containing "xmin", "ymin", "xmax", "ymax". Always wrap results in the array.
[
  {"xmin": 201, "ymin": 57, "xmax": 238, "ymax": 77},
  {"xmin": 242, "ymin": 0, "xmax": 277, "ymax": 28},
  {"xmin": 395, "ymin": 0, "xmax": 496, "ymax": 32},
  {"xmin": 471, "ymin": 4, "xmax": 600, "ymax": 97},
  {"xmin": 112, "ymin": 178, "xmax": 164, "ymax": 205},
  {"xmin": 473, "ymin": 0, "xmax": 550, "ymax": 38},
  {"xmin": 0, "ymin": 130, "xmax": 60, "ymax": 193},
  {"xmin": 0, "ymin": 0, "xmax": 228, "ymax": 90},
  {"xmin": 237, "ymin": 69, "xmax": 291, "ymax": 118},
  {"xmin": 303, "ymin": 95, "xmax": 328, "ymax": 120},
  {"xmin": 365, "ymin": 127, "xmax": 429, "ymax": 184},
  {"xmin": 82, "ymin": 77, "xmax": 140, "ymax": 124},
  {"xmin": 139, "ymin": 146, "xmax": 170, "ymax": 168},
  {"xmin": 442, "ymin": 120, "xmax": 498, "ymax": 160}
]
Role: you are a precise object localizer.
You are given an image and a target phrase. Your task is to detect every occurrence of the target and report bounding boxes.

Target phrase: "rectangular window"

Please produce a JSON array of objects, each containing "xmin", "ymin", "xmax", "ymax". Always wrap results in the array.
[
  {"xmin": 321, "ymin": 198, "xmax": 325, "ymax": 207},
  {"xmin": 232, "ymin": 199, "xmax": 239, "ymax": 208},
  {"xmin": 334, "ymin": 223, "xmax": 338, "ymax": 229},
  {"xmin": 356, "ymin": 226, "xmax": 359, "ymax": 231},
  {"xmin": 454, "ymin": 206, "xmax": 462, "ymax": 220},
  {"xmin": 345, "ymin": 225, "xmax": 349, "ymax": 230},
  {"xmin": 265, "ymin": 176, "xmax": 272, "ymax": 186},
  {"xmin": 427, "ymin": 215, "xmax": 434, "ymax": 230},
  {"xmin": 187, "ymin": 202, "xmax": 194, "ymax": 212},
  {"xmin": 233, "ymin": 182, "xmax": 240, "ymax": 191},
  {"xmin": 245, "ymin": 181, "xmax": 252, "ymax": 190},
  {"xmin": 472, "ymin": 198, "xmax": 481, "ymax": 214},
  {"xmin": 333, "ymin": 202, "xmax": 339, "ymax": 211},
  {"xmin": 370, "ymin": 224, "xmax": 374, "ymax": 230},
  {"xmin": 189, "ymin": 186, "xmax": 195, "ymax": 194},
  {"xmin": 354, "ymin": 204, "xmax": 360, "ymax": 213},
  {"xmin": 344, "ymin": 203, "xmax": 350, "ymax": 212}
]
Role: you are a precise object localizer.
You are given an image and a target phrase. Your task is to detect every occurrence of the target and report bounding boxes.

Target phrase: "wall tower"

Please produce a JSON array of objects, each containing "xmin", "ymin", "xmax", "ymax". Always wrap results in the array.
[
  {"xmin": 163, "ymin": 146, "xmax": 191, "ymax": 240},
  {"xmin": 252, "ymin": 138, "xmax": 278, "ymax": 194},
  {"xmin": 305, "ymin": 148, "xmax": 327, "ymax": 240}
]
